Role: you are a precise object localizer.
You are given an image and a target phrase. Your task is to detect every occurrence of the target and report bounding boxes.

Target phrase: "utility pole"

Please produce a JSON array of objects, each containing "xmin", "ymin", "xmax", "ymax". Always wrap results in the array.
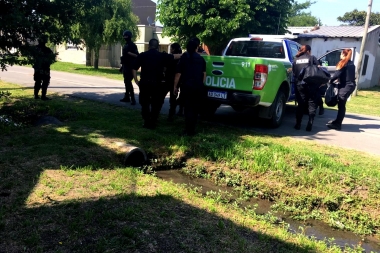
[{"xmin": 354, "ymin": 0, "xmax": 372, "ymax": 96}]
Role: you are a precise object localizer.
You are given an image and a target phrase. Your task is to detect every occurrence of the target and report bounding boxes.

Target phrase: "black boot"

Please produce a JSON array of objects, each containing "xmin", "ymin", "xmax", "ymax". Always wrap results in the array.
[
  {"xmin": 294, "ymin": 118, "xmax": 301, "ymax": 130},
  {"xmin": 34, "ymin": 84, "xmax": 40, "ymax": 99},
  {"xmin": 306, "ymin": 116, "xmax": 314, "ymax": 132},
  {"xmin": 319, "ymin": 105, "xmax": 324, "ymax": 115},
  {"xmin": 120, "ymin": 93, "xmax": 130, "ymax": 102},
  {"xmin": 177, "ymin": 106, "xmax": 184, "ymax": 116},
  {"xmin": 327, "ymin": 120, "xmax": 341, "ymax": 130},
  {"xmin": 130, "ymin": 94, "xmax": 136, "ymax": 105},
  {"xmin": 41, "ymin": 87, "xmax": 51, "ymax": 101}
]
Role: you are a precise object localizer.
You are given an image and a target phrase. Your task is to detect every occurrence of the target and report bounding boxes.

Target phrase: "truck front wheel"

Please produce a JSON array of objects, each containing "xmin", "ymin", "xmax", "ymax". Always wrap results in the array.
[{"xmin": 269, "ymin": 90, "xmax": 286, "ymax": 128}]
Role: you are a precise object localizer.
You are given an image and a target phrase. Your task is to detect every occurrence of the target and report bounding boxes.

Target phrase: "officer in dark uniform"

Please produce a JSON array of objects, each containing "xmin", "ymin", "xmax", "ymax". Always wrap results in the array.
[
  {"xmin": 174, "ymin": 37, "xmax": 207, "ymax": 136},
  {"xmin": 163, "ymin": 43, "xmax": 182, "ymax": 121},
  {"xmin": 132, "ymin": 39, "xmax": 181, "ymax": 129},
  {"xmin": 327, "ymin": 48, "xmax": 356, "ymax": 130},
  {"xmin": 120, "ymin": 30, "xmax": 138, "ymax": 105},
  {"xmin": 32, "ymin": 35, "xmax": 56, "ymax": 100},
  {"xmin": 292, "ymin": 44, "xmax": 319, "ymax": 131}
]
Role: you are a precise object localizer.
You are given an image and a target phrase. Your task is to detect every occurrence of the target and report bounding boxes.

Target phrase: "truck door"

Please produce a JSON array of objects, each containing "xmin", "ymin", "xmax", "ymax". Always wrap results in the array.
[
  {"xmin": 286, "ymin": 41, "xmax": 301, "ymax": 101},
  {"xmin": 318, "ymin": 47, "xmax": 356, "ymax": 77}
]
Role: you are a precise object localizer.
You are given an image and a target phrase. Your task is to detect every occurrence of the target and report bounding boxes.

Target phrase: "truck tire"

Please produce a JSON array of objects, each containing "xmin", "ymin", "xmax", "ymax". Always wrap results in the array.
[{"xmin": 268, "ymin": 89, "xmax": 286, "ymax": 128}]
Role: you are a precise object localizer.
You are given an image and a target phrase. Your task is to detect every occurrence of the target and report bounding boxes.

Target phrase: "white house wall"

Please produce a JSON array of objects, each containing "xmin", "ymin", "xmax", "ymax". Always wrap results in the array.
[
  {"xmin": 366, "ymin": 30, "xmax": 380, "ymax": 88},
  {"xmin": 56, "ymin": 44, "xmax": 86, "ymax": 65}
]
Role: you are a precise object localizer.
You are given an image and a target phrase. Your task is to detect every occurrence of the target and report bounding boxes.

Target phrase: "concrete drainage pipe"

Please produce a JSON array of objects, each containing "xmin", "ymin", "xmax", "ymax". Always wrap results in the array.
[{"xmin": 123, "ymin": 144, "xmax": 147, "ymax": 167}]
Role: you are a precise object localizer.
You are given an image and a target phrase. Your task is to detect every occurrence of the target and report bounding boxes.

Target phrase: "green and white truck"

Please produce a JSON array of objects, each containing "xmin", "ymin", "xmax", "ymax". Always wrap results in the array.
[{"xmin": 202, "ymin": 36, "xmax": 354, "ymax": 127}]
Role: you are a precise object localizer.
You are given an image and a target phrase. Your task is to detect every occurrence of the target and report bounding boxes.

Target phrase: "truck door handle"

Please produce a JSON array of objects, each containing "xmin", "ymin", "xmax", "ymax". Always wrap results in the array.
[{"xmin": 212, "ymin": 62, "xmax": 224, "ymax": 67}]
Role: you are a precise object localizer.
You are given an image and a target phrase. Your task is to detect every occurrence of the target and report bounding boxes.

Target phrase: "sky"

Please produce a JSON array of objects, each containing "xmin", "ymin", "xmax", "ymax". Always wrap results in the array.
[
  {"xmin": 151, "ymin": 0, "xmax": 380, "ymax": 27},
  {"xmin": 307, "ymin": 0, "xmax": 380, "ymax": 26}
]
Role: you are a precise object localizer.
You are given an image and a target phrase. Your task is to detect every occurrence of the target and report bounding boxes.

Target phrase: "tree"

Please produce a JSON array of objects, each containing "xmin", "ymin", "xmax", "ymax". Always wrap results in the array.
[
  {"xmin": 157, "ymin": 0, "xmax": 293, "ymax": 55},
  {"xmin": 71, "ymin": 0, "xmax": 139, "ymax": 69},
  {"xmin": 288, "ymin": 1, "xmax": 321, "ymax": 26},
  {"xmin": 337, "ymin": 9, "xmax": 380, "ymax": 26},
  {"xmin": 0, "ymin": 0, "xmax": 85, "ymax": 70}
]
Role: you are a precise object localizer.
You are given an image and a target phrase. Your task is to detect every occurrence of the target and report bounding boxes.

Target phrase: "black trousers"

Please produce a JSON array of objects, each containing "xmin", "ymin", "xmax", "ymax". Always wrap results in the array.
[
  {"xmin": 182, "ymin": 86, "xmax": 205, "ymax": 134},
  {"xmin": 162, "ymin": 81, "xmax": 178, "ymax": 116},
  {"xmin": 34, "ymin": 70, "xmax": 50, "ymax": 97},
  {"xmin": 295, "ymin": 82, "xmax": 319, "ymax": 123},
  {"xmin": 317, "ymin": 85, "xmax": 326, "ymax": 108},
  {"xmin": 139, "ymin": 81, "xmax": 165, "ymax": 125},
  {"xmin": 336, "ymin": 82, "xmax": 356, "ymax": 124},
  {"xmin": 123, "ymin": 67, "xmax": 135, "ymax": 100}
]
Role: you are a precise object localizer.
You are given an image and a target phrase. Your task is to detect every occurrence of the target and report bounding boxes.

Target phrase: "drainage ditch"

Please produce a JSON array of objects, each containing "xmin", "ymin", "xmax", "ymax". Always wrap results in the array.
[{"xmin": 155, "ymin": 169, "xmax": 380, "ymax": 252}]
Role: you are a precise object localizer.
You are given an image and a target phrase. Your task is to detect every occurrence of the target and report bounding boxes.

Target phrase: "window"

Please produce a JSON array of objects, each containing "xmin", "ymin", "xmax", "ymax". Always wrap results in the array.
[
  {"xmin": 289, "ymin": 43, "xmax": 299, "ymax": 59},
  {"xmin": 362, "ymin": 54, "xmax": 369, "ymax": 75},
  {"xmin": 319, "ymin": 50, "xmax": 342, "ymax": 67},
  {"xmin": 225, "ymin": 41, "xmax": 285, "ymax": 59}
]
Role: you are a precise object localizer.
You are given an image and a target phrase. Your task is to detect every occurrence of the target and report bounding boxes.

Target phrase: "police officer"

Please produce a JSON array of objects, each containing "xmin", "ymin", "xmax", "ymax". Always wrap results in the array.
[
  {"xmin": 132, "ymin": 39, "xmax": 181, "ymax": 129},
  {"xmin": 174, "ymin": 37, "xmax": 207, "ymax": 136},
  {"xmin": 327, "ymin": 48, "xmax": 356, "ymax": 130},
  {"xmin": 120, "ymin": 30, "xmax": 138, "ymax": 105},
  {"xmin": 292, "ymin": 44, "xmax": 319, "ymax": 131},
  {"xmin": 163, "ymin": 43, "xmax": 182, "ymax": 121},
  {"xmin": 32, "ymin": 35, "xmax": 56, "ymax": 100}
]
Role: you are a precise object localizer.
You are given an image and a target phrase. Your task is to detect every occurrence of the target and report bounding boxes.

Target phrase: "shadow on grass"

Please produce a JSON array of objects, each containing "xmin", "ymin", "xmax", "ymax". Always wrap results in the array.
[
  {"xmin": 0, "ymin": 96, "xmax": 314, "ymax": 252},
  {"xmin": 1, "ymin": 194, "xmax": 314, "ymax": 253}
]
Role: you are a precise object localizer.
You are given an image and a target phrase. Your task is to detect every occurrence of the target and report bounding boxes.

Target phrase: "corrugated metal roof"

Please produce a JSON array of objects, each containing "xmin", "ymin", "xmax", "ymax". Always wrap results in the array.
[{"xmin": 288, "ymin": 25, "xmax": 380, "ymax": 38}]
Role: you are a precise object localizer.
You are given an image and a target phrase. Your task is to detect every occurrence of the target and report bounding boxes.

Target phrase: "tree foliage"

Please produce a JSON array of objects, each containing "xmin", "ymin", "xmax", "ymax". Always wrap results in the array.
[
  {"xmin": 337, "ymin": 9, "xmax": 380, "ymax": 26},
  {"xmin": 0, "ymin": 0, "xmax": 84, "ymax": 70},
  {"xmin": 71, "ymin": 0, "xmax": 139, "ymax": 69},
  {"xmin": 288, "ymin": 1, "xmax": 321, "ymax": 26},
  {"xmin": 157, "ymin": 0, "xmax": 293, "ymax": 55}
]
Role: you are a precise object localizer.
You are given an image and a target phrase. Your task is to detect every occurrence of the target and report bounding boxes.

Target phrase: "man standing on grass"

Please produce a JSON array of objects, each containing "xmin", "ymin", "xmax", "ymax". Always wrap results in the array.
[
  {"xmin": 32, "ymin": 35, "xmax": 56, "ymax": 101},
  {"xmin": 120, "ymin": 30, "xmax": 139, "ymax": 105},
  {"xmin": 132, "ymin": 39, "xmax": 181, "ymax": 129}
]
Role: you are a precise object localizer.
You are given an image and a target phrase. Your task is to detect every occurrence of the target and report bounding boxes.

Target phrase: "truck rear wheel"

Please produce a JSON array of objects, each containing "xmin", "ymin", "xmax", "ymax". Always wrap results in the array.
[{"xmin": 269, "ymin": 90, "xmax": 286, "ymax": 128}]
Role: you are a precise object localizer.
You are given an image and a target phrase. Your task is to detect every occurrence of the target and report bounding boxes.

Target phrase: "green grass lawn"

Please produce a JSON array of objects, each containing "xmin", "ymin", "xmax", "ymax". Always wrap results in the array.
[
  {"xmin": 346, "ymin": 86, "xmax": 380, "ymax": 116},
  {"xmin": 50, "ymin": 61, "xmax": 124, "ymax": 80},
  {"xmin": 1, "ymin": 81, "xmax": 379, "ymax": 252}
]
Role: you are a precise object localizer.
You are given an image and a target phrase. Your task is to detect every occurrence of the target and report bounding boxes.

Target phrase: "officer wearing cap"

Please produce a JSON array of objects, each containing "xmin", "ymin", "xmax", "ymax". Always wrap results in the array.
[
  {"xmin": 32, "ymin": 35, "xmax": 56, "ymax": 100},
  {"xmin": 132, "ymin": 39, "xmax": 181, "ymax": 129},
  {"xmin": 120, "ymin": 30, "xmax": 139, "ymax": 105}
]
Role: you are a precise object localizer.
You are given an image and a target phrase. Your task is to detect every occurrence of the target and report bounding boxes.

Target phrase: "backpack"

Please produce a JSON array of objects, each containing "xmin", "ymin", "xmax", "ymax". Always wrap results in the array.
[{"xmin": 325, "ymin": 83, "xmax": 338, "ymax": 107}]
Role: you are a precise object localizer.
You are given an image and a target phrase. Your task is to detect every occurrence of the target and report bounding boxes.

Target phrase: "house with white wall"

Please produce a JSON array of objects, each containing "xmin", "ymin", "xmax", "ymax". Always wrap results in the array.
[
  {"xmin": 56, "ymin": 0, "xmax": 172, "ymax": 68},
  {"xmin": 288, "ymin": 25, "xmax": 380, "ymax": 88}
]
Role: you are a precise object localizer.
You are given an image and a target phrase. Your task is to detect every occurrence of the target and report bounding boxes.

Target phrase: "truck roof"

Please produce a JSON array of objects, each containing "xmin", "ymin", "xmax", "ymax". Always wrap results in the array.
[{"xmin": 230, "ymin": 37, "xmax": 293, "ymax": 43}]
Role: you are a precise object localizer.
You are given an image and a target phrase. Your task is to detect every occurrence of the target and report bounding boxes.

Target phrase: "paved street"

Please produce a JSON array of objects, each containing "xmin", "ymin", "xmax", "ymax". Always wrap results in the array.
[{"xmin": 1, "ymin": 65, "xmax": 380, "ymax": 156}]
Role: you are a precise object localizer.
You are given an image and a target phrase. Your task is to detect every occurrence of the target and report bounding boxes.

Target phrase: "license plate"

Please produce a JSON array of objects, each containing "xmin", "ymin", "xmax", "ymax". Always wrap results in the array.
[{"xmin": 208, "ymin": 91, "xmax": 227, "ymax": 99}]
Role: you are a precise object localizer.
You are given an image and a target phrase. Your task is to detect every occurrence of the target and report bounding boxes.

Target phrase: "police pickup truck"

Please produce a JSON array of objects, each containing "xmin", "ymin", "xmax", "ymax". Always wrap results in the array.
[{"xmin": 202, "ymin": 35, "xmax": 354, "ymax": 127}]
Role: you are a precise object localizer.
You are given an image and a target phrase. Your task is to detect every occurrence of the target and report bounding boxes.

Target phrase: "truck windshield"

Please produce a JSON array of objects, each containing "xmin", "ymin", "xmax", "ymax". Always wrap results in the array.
[{"xmin": 225, "ymin": 41, "xmax": 285, "ymax": 59}]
